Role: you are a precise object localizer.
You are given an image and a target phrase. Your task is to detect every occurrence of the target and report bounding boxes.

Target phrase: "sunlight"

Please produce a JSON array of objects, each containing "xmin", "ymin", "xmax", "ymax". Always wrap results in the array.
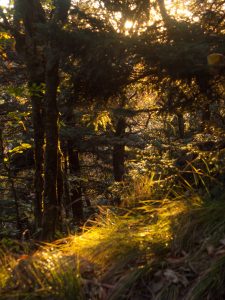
[
  {"xmin": 124, "ymin": 20, "xmax": 133, "ymax": 30},
  {"xmin": 165, "ymin": 0, "xmax": 192, "ymax": 19},
  {"xmin": 0, "ymin": 0, "xmax": 9, "ymax": 7}
]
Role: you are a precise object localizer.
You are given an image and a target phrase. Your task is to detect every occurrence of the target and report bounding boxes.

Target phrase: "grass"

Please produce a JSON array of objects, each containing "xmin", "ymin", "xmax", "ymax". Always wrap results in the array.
[
  {"xmin": 187, "ymin": 254, "xmax": 225, "ymax": 300},
  {"xmin": 1, "ymin": 175, "xmax": 225, "ymax": 299},
  {"xmin": 0, "ymin": 246, "xmax": 83, "ymax": 300},
  {"xmin": 172, "ymin": 198, "xmax": 225, "ymax": 251},
  {"xmin": 0, "ymin": 248, "xmax": 17, "ymax": 292}
]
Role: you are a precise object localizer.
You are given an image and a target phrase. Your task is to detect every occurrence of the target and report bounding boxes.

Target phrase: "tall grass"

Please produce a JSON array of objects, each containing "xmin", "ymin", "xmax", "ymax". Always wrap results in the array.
[
  {"xmin": 0, "ymin": 246, "xmax": 83, "ymax": 300},
  {"xmin": 1, "ymin": 172, "xmax": 225, "ymax": 299}
]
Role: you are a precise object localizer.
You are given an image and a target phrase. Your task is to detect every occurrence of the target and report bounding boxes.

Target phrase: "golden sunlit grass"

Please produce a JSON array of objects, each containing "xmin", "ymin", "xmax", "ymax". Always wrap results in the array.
[
  {"xmin": 56, "ymin": 199, "xmax": 188, "ymax": 299},
  {"xmin": 1, "ymin": 185, "xmax": 225, "ymax": 299},
  {"xmin": 0, "ymin": 193, "xmax": 188, "ymax": 299},
  {"xmin": 0, "ymin": 249, "xmax": 17, "ymax": 290},
  {"xmin": 121, "ymin": 173, "xmax": 156, "ymax": 206},
  {"xmin": 0, "ymin": 249, "xmax": 83, "ymax": 300}
]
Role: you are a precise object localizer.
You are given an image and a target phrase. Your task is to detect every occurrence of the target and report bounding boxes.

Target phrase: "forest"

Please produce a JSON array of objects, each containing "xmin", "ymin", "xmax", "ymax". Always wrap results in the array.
[{"xmin": 0, "ymin": 0, "xmax": 225, "ymax": 299}]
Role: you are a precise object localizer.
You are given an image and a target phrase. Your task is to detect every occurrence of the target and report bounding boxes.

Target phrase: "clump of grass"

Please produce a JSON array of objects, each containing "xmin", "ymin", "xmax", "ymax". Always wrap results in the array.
[
  {"xmin": 187, "ymin": 254, "xmax": 225, "ymax": 300},
  {"xmin": 157, "ymin": 284, "xmax": 180, "ymax": 300},
  {"xmin": 0, "ymin": 248, "xmax": 17, "ymax": 291},
  {"xmin": 172, "ymin": 197, "xmax": 225, "ymax": 253},
  {"xmin": 118, "ymin": 173, "xmax": 156, "ymax": 207},
  {"xmin": 0, "ymin": 247, "xmax": 83, "ymax": 300},
  {"xmin": 46, "ymin": 259, "xmax": 84, "ymax": 300},
  {"xmin": 57, "ymin": 199, "xmax": 187, "ymax": 298}
]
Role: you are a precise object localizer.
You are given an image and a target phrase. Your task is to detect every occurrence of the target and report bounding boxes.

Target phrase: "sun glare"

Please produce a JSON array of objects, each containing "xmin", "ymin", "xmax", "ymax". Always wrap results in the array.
[
  {"xmin": 125, "ymin": 20, "xmax": 133, "ymax": 30},
  {"xmin": 123, "ymin": 1, "xmax": 193, "ymax": 34},
  {"xmin": 165, "ymin": 0, "xmax": 192, "ymax": 19},
  {"xmin": 0, "ymin": 0, "xmax": 9, "ymax": 7}
]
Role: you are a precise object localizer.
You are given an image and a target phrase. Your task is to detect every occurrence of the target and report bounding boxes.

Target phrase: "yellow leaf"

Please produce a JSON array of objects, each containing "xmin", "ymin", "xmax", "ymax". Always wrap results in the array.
[
  {"xmin": 18, "ymin": 121, "xmax": 26, "ymax": 131},
  {"xmin": 207, "ymin": 53, "xmax": 225, "ymax": 66},
  {"xmin": 21, "ymin": 143, "xmax": 32, "ymax": 149}
]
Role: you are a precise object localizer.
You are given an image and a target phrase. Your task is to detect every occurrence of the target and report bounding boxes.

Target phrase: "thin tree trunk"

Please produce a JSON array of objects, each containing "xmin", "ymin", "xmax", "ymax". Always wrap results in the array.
[
  {"xmin": 42, "ymin": 47, "xmax": 60, "ymax": 240},
  {"xmin": 64, "ymin": 95, "xmax": 83, "ymax": 221},
  {"xmin": 197, "ymin": 76, "xmax": 211, "ymax": 129},
  {"xmin": 113, "ymin": 118, "xmax": 126, "ymax": 182},
  {"xmin": 62, "ymin": 148, "xmax": 70, "ymax": 218},
  {"xmin": 68, "ymin": 143, "xmax": 83, "ymax": 222},
  {"xmin": 202, "ymin": 104, "xmax": 210, "ymax": 123},
  {"xmin": 0, "ymin": 128, "xmax": 22, "ymax": 233},
  {"xmin": 177, "ymin": 112, "xmax": 185, "ymax": 139},
  {"xmin": 57, "ymin": 149, "xmax": 64, "ymax": 226},
  {"xmin": 158, "ymin": 0, "xmax": 171, "ymax": 23},
  {"xmin": 29, "ymin": 83, "xmax": 45, "ymax": 230}
]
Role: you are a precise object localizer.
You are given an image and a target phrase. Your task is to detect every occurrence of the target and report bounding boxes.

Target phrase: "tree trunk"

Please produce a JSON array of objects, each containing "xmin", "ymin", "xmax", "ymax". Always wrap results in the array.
[
  {"xmin": 25, "ymin": 34, "xmax": 46, "ymax": 233},
  {"xmin": 0, "ymin": 128, "xmax": 22, "ymax": 233},
  {"xmin": 202, "ymin": 104, "xmax": 210, "ymax": 123},
  {"xmin": 42, "ymin": 48, "xmax": 60, "ymax": 240},
  {"xmin": 13, "ymin": 0, "xmax": 46, "ymax": 233},
  {"xmin": 62, "ymin": 148, "xmax": 70, "ymax": 218},
  {"xmin": 30, "ymin": 85, "xmax": 45, "ymax": 230},
  {"xmin": 197, "ymin": 76, "xmax": 211, "ymax": 129},
  {"xmin": 177, "ymin": 112, "xmax": 185, "ymax": 139},
  {"xmin": 57, "ymin": 149, "xmax": 64, "ymax": 227},
  {"xmin": 12, "ymin": 0, "xmax": 71, "ymax": 239},
  {"xmin": 113, "ymin": 118, "xmax": 126, "ymax": 182},
  {"xmin": 158, "ymin": 0, "xmax": 171, "ymax": 23},
  {"xmin": 68, "ymin": 142, "xmax": 83, "ymax": 222}
]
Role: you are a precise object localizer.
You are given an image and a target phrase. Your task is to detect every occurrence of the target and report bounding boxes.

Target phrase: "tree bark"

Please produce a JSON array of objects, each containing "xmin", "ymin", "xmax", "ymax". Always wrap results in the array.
[
  {"xmin": 113, "ymin": 118, "xmax": 126, "ymax": 182},
  {"xmin": 57, "ymin": 148, "xmax": 64, "ymax": 226},
  {"xmin": 13, "ymin": 0, "xmax": 46, "ymax": 231},
  {"xmin": 11, "ymin": 0, "xmax": 71, "ymax": 239},
  {"xmin": 0, "ymin": 128, "xmax": 22, "ymax": 233},
  {"xmin": 158, "ymin": 0, "xmax": 171, "ymax": 24},
  {"xmin": 41, "ymin": 47, "xmax": 60, "ymax": 240},
  {"xmin": 197, "ymin": 76, "xmax": 211, "ymax": 128},
  {"xmin": 177, "ymin": 112, "xmax": 185, "ymax": 139},
  {"xmin": 30, "ymin": 84, "xmax": 45, "ymax": 230},
  {"xmin": 68, "ymin": 142, "xmax": 83, "ymax": 222}
]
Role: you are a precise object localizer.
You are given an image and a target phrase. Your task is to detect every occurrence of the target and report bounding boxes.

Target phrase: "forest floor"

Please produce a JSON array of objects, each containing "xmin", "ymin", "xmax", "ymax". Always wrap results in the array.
[{"xmin": 1, "ymin": 190, "xmax": 225, "ymax": 300}]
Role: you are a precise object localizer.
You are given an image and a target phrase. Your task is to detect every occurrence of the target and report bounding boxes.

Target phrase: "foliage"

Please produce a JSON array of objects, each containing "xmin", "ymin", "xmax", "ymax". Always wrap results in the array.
[{"xmin": 0, "ymin": 0, "xmax": 225, "ymax": 298}]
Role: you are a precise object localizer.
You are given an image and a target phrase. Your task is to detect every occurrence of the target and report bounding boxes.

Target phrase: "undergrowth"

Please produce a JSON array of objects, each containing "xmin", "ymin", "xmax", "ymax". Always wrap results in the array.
[{"xmin": 1, "ymin": 181, "xmax": 225, "ymax": 299}]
